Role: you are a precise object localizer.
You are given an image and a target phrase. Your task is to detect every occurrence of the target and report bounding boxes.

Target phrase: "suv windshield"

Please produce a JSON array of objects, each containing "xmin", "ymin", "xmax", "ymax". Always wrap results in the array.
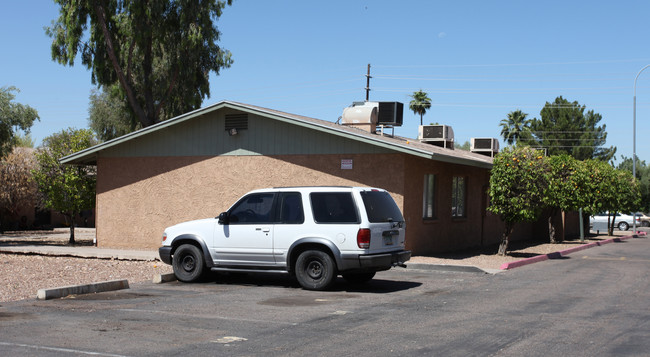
[{"xmin": 360, "ymin": 191, "xmax": 404, "ymax": 223}]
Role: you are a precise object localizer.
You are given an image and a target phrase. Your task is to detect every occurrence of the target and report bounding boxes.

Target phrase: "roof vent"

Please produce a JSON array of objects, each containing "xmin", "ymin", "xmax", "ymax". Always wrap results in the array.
[
  {"xmin": 470, "ymin": 138, "xmax": 500, "ymax": 157},
  {"xmin": 419, "ymin": 125, "xmax": 454, "ymax": 149},
  {"xmin": 225, "ymin": 113, "xmax": 248, "ymax": 131}
]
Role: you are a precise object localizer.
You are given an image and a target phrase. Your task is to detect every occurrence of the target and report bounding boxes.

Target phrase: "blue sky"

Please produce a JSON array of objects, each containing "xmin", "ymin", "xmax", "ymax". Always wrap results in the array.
[{"xmin": 2, "ymin": 1, "xmax": 650, "ymax": 163}]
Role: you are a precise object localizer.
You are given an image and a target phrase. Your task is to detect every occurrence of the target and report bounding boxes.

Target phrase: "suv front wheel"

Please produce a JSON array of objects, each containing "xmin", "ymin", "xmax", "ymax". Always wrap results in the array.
[
  {"xmin": 173, "ymin": 244, "xmax": 205, "ymax": 282},
  {"xmin": 295, "ymin": 250, "xmax": 336, "ymax": 290}
]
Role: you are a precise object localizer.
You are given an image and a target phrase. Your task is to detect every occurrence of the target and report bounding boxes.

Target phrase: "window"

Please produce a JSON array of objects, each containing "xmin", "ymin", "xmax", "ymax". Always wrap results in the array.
[
  {"xmin": 422, "ymin": 174, "xmax": 436, "ymax": 219},
  {"xmin": 229, "ymin": 193, "xmax": 275, "ymax": 224},
  {"xmin": 452, "ymin": 176, "xmax": 466, "ymax": 218},
  {"xmin": 310, "ymin": 192, "xmax": 359, "ymax": 223},
  {"xmin": 279, "ymin": 192, "xmax": 304, "ymax": 224},
  {"xmin": 360, "ymin": 190, "xmax": 404, "ymax": 223}
]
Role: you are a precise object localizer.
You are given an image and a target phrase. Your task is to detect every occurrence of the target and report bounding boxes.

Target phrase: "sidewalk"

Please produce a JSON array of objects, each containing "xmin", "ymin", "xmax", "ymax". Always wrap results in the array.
[
  {"xmin": 0, "ymin": 228, "xmax": 159, "ymax": 261},
  {"xmin": 1, "ymin": 227, "xmax": 648, "ymax": 271},
  {"xmin": 0, "ymin": 244, "xmax": 159, "ymax": 261}
]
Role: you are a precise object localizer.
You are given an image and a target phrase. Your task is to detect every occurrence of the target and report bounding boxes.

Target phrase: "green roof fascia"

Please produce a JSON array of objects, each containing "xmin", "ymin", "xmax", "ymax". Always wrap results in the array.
[
  {"xmin": 59, "ymin": 101, "xmax": 231, "ymax": 165},
  {"xmin": 228, "ymin": 104, "xmax": 492, "ymax": 169},
  {"xmin": 60, "ymin": 100, "xmax": 492, "ymax": 169}
]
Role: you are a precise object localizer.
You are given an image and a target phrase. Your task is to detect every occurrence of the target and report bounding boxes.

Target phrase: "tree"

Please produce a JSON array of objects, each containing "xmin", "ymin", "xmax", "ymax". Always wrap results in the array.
[
  {"xmin": 602, "ymin": 169, "xmax": 641, "ymax": 235},
  {"xmin": 0, "ymin": 86, "xmax": 39, "ymax": 159},
  {"xmin": 47, "ymin": 0, "xmax": 233, "ymax": 129},
  {"xmin": 0, "ymin": 147, "xmax": 40, "ymax": 233},
  {"xmin": 499, "ymin": 110, "xmax": 532, "ymax": 146},
  {"xmin": 617, "ymin": 156, "xmax": 650, "ymax": 213},
  {"xmin": 527, "ymin": 97, "xmax": 615, "ymax": 161},
  {"xmin": 457, "ymin": 141, "xmax": 471, "ymax": 151},
  {"xmin": 409, "ymin": 90, "xmax": 432, "ymax": 125},
  {"xmin": 544, "ymin": 155, "xmax": 590, "ymax": 243},
  {"xmin": 12, "ymin": 133, "xmax": 35, "ymax": 148},
  {"xmin": 488, "ymin": 147, "xmax": 549, "ymax": 255},
  {"xmin": 32, "ymin": 129, "xmax": 98, "ymax": 244},
  {"xmin": 88, "ymin": 87, "xmax": 141, "ymax": 141},
  {"xmin": 581, "ymin": 159, "xmax": 641, "ymax": 235}
]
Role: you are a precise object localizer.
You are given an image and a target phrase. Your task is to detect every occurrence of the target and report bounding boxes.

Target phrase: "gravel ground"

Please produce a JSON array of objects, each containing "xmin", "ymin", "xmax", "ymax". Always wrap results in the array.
[
  {"xmin": 0, "ymin": 228, "xmax": 172, "ymax": 303},
  {"xmin": 0, "ymin": 228, "xmax": 635, "ymax": 303}
]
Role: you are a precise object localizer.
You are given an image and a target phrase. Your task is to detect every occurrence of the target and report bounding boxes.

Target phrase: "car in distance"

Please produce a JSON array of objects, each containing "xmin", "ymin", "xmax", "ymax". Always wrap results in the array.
[
  {"xmin": 589, "ymin": 212, "xmax": 640, "ymax": 231},
  {"xmin": 636, "ymin": 212, "xmax": 650, "ymax": 227},
  {"xmin": 159, "ymin": 186, "xmax": 411, "ymax": 290}
]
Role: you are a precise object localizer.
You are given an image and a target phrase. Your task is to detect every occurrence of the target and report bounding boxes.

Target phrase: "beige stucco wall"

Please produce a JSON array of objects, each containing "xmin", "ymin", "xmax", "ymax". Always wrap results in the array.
[
  {"xmin": 96, "ymin": 150, "xmax": 562, "ymax": 253},
  {"xmin": 96, "ymin": 153, "xmax": 406, "ymax": 249}
]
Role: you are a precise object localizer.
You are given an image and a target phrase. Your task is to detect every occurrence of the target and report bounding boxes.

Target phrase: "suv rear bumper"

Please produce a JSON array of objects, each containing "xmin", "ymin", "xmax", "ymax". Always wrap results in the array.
[
  {"xmin": 341, "ymin": 250, "xmax": 411, "ymax": 270},
  {"xmin": 159, "ymin": 247, "xmax": 172, "ymax": 265}
]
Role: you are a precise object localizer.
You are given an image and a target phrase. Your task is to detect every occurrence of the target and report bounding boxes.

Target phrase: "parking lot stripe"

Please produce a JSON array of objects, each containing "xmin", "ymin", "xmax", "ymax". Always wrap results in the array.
[
  {"xmin": 0, "ymin": 342, "xmax": 129, "ymax": 357},
  {"xmin": 116, "ymin": 308, "xmax": 299, "ymax": 326}
]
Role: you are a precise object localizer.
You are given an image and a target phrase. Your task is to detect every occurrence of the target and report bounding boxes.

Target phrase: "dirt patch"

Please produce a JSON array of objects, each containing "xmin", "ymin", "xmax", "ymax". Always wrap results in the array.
[{"xmin": 410, "ymin": 231, "xmax": 637, "ymax": 270}]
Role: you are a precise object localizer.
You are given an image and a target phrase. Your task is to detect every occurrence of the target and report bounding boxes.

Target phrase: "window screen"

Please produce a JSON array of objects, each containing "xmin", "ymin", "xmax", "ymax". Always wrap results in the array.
[
  {"xmin": 452, "ymin": 176, "xmax": 466, "ymax": 218},
  {"xmin": 423, "ymin": 174, "xmax": 436, "ymax": 219}
]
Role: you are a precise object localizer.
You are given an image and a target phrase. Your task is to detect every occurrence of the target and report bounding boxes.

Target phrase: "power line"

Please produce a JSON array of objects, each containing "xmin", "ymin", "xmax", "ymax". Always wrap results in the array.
[{"xmin": 372, "ymin": 58, "xmax": 650, "ymax": 69}]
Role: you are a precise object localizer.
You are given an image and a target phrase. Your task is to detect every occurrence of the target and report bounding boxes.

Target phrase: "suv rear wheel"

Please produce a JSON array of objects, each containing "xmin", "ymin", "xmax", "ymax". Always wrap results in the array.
[
  {"xmin": 173, "ymin": 244, "xmax": 205, "ymax": 282},
  {"xmin": 295, "ymin": 250, "xmax": 336, "ymax": 290}
]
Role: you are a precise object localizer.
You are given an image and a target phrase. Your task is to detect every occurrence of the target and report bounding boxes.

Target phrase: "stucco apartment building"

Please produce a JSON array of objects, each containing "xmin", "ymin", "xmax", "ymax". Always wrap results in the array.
[{"xmin": 62, "ymin": 101, "xmax": 541, "ymax": 255}]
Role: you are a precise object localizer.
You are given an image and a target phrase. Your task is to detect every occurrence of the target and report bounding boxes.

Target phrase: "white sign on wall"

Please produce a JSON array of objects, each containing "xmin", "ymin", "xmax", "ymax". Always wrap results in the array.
[{"xmin": 341, "ymin": 159, "xmax": 353, "ymax": 170}]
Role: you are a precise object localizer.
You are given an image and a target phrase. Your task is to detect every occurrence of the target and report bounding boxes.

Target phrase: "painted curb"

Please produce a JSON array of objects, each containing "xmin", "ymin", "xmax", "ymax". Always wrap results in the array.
[
  {"xmin": 37, "ymin": 279, "xmax": 129, "ymax": 300},
  {"xmin": 153, "ymin": 273, "xmax": 177, "ymax": 284},
  {"xmin": 500, "ymin": 232, "xmax": 647, "ymax": 270}
]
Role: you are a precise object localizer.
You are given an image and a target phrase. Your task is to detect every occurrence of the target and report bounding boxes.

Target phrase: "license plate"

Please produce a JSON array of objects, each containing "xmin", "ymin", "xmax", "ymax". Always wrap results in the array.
[{"xmin": 383, "ymin": 235, "xmax": 393, "ymax": 245}]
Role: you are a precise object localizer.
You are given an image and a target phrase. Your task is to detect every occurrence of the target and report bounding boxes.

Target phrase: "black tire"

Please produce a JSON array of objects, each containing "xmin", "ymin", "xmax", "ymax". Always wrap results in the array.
[
  {"xmin": 618, "ymin": 221, "xmax": 629, "ymax": 231},
  {"xmin": 295, "ymin": 250, "xmax": 336, "ymax": 290},
  {"xmin": 643, "ymin": 221, "xmax": 650, "ymax": 228},
  {"xmin": 173, "ymin": 244, "xmax": 205, "ymax": 282},
  {"xmin": 342, "ymin": 272, "xmax": 376, "ymax": 284}
]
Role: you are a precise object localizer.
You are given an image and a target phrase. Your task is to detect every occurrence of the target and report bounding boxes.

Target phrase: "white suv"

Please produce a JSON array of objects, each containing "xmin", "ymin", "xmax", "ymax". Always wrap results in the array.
[{"xmin": 159, "ymin": 186, "xmax": 411, "ymax": 290}]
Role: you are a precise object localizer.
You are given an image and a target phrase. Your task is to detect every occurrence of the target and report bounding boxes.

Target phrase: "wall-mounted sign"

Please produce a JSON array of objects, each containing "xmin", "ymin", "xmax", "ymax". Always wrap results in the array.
[{"xmin": 341, "ymin": 159, "xmax": 353, "ymax": 170}]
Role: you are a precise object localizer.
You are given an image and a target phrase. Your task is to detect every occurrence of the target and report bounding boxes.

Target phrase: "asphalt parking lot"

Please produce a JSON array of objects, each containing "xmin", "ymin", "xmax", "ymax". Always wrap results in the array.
[{"xmin": 1, "ymin": 236, "xmax": 649, "ymax": 356}]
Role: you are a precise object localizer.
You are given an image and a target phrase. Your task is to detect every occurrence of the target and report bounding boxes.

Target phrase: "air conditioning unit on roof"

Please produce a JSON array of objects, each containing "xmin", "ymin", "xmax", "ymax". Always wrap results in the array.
[
  {"xmin": 419, "ymin": 125, "xmax": 454, "ymax": 149},
  {"xmin": 470, "ymin": 138, "xmax": 500, "ymax": 157}
]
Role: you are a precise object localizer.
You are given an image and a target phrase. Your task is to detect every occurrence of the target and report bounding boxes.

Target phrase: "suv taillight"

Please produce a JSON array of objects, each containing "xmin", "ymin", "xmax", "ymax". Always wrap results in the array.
[{"xmin": 357, "ymin": 229, "xmax": 371, "ymax": 249}]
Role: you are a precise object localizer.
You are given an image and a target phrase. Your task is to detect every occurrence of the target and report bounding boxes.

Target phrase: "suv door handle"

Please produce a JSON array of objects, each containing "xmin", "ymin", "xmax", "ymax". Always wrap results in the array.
[{"xmin": 256, "ymin": 227, "xmax": 271, "ymax": 233}]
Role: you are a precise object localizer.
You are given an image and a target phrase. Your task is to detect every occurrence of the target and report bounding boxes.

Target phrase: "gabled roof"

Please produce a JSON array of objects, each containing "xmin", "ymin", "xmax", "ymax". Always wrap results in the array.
[{"xmin": 61, "ymin": 100, "xmax": 493, "ymax": 168}]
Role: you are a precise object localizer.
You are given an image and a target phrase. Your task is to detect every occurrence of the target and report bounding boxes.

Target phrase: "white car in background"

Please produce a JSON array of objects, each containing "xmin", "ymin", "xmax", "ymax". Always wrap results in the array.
[{"xmin": 589, "ymin": 212, "xmax": 640, "ymax": 231}]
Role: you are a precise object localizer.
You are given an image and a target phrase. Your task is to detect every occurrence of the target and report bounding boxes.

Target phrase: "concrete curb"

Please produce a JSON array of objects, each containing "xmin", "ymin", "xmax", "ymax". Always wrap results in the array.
[
  {"xmin": 37, "ymin": 279, "xmax": 130, "ymax": 300},
  {"xmin": 407, "ymin": 263, "xmax": 491, "ymax": 274},
  {"xmin": 153, "ymin": 273, "xmax": 177, "ymax": 284},
  {"xmin": 500, "ymin": 231, "xmax": 647, "ymax": 270}
]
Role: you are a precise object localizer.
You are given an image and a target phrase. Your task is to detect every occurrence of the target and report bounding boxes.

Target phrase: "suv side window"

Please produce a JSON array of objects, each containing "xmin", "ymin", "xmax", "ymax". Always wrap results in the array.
[
  {"xmin": 229, "ymin": 193, "xmax": 275, "ymax": 224},
  {"xmin": 310, "ymin": 192, "xmax": 359, "ymax": 223},
  {"xmin": 278, "ymin": 192, "xmax": 304, "ymax": 224}
]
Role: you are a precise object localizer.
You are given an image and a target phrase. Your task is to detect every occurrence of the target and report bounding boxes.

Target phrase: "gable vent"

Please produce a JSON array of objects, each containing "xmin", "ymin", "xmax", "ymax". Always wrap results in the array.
[{"xmin": 225, "ymin": 113, "xmax": 249, "ymax": 131}]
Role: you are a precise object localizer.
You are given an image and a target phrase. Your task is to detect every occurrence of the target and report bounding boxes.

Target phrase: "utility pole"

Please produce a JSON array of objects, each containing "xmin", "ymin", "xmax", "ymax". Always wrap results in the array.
[{"xmin": 365, "ymin": 63, "xmax": 371, "ymax": 101}]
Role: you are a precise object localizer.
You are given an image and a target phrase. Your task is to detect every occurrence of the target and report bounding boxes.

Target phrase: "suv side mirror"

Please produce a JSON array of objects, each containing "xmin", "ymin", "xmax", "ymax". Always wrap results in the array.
[{"xmin": 217, "ymin": 212, "xmax": 229, "ymax": 225}]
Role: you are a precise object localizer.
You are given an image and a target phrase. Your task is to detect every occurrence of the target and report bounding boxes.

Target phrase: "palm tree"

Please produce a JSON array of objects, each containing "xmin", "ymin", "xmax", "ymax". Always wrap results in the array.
[
  {"xmin": 500, "ymin": 110, "xmax": 532, "ymax": 146},
  {"xmin": 409, "ymin": 90, "xmax": 432, "ymax": 125}
]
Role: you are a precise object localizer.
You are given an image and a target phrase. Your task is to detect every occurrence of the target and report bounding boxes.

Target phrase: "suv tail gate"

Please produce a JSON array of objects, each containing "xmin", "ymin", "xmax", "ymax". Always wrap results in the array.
[{"xmin": 358, "ymin": 190, "xmax": 406, "ymax": 250}]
